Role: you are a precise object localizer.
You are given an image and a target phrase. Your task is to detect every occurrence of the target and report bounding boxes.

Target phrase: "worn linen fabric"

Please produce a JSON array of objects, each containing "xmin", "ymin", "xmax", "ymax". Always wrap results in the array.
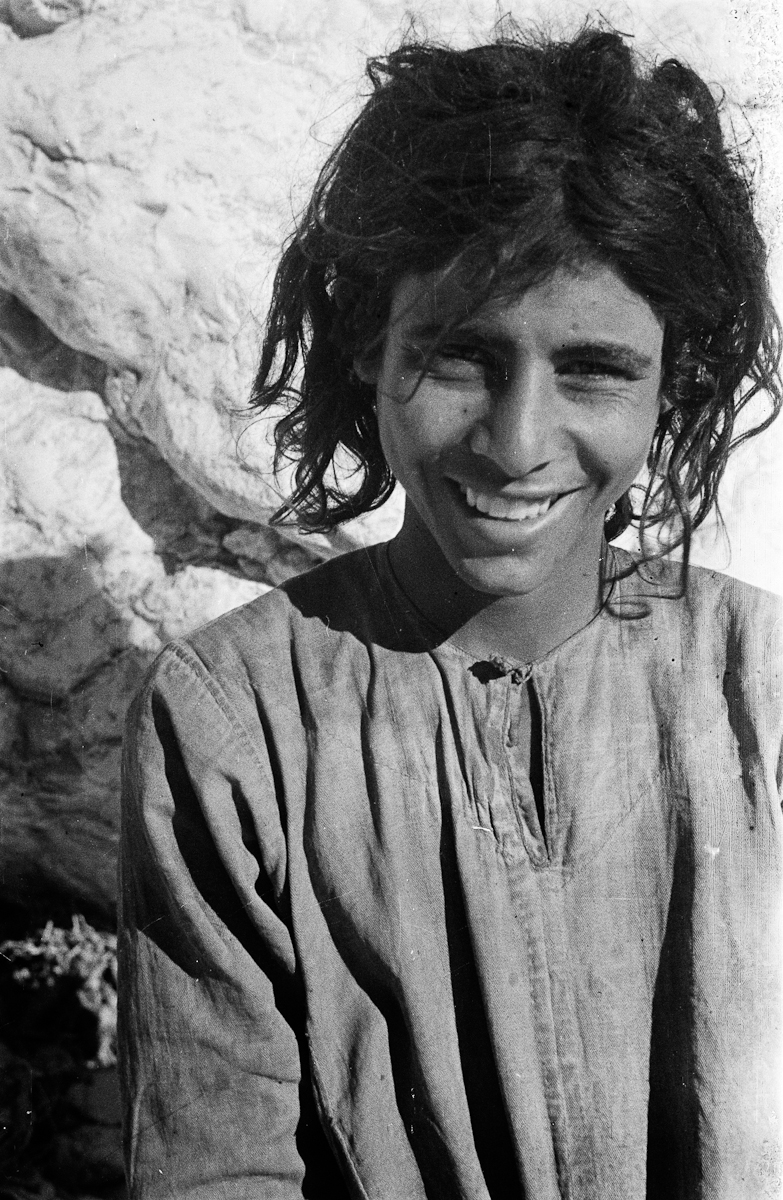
[{"xmin": 119, "ymin": 546, "xmax": 782, "ymax": 1199}]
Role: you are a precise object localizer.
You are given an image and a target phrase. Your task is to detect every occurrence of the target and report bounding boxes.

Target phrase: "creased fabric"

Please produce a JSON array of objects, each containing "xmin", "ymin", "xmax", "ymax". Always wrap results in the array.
[{"xmin": 119, "ymin": 547, "xmax": 783, "ymax": 1199}]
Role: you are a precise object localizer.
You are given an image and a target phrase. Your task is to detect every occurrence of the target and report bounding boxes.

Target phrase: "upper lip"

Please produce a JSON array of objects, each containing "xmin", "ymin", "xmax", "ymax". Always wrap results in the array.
[{"xmin": 445, "ymin": 471, "xmax": 570, "ymax": 503}]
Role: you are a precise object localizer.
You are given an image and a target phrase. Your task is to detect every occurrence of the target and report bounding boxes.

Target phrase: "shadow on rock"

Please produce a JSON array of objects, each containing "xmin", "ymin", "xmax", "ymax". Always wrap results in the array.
[{"xmin": 0, "ymin": 551, "xmax": 155, "ymax": 926}]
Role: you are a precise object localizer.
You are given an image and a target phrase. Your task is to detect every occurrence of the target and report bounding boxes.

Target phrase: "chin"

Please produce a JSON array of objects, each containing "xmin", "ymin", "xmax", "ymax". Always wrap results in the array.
[{"xmin": 449, "ymin": 552, "xmax": 552, "ymax": 599}]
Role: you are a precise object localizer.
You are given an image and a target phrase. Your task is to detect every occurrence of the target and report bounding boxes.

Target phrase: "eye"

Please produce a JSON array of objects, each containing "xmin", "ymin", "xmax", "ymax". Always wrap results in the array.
[
  {"xmin": 429, "ymin": 345, "xmax": 484, "ymax": 380},
  {"xmin": 559, "ymin": 358, "xmax": 634, "ymax": 380},
  {"xmin": 555, "ymin": 355, "xmax": 647, "ymax": 398},
  {"xmin": 420, "ymin": 342, "xmax": 500, "ymax": 385}
]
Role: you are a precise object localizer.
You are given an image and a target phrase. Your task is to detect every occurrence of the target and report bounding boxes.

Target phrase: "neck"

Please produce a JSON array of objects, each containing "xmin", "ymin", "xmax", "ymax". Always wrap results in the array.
[{"xmin": 387, "ymin": 514, "xmax": 607, "ymax": 663}]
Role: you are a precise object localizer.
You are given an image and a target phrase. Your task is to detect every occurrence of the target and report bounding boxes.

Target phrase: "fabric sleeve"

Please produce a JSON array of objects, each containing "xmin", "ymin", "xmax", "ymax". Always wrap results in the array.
[{"xmin": 118, "ymin": 643, "xmax": 335, "ymax": 1199}]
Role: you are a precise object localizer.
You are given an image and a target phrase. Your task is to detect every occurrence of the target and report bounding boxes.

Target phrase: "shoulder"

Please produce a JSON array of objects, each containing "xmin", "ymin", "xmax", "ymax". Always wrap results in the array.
[
  {"xmin": 616, "ymin": 548, "xmax": 780, "ymax": 631},
  {"xmin": 682, "ymin": 563, "xmax": 781, "ymax": 663},
  {"xmin": 124, "ymin": 549, "xmax": 386, "ymax": 802},
  {"xmin": 189, "ymin": 545, "xmax": 382, "ymax": 654},
  {"xmin": 686, "ymin": 566, "xmax": 782, "ymax": 704},
  {"xmin": 618, "ymin": 551, "xmax": 782, "ymax": 689},
  {"xmin": 133, "ymin": 546, "xmax": 393, "ymax": 727}
]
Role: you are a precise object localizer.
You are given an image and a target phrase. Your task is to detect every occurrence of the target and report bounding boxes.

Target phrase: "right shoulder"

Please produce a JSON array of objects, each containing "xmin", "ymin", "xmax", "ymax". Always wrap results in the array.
[{"xmin": 133, "ymin": 545, "xmax": 394, "ymax": 731}]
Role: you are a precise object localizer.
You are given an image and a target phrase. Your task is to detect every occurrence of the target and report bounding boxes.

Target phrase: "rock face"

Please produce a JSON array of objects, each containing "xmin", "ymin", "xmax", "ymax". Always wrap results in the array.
[
  {"xmin": 0, "ymin": 366, "xmax": 266, "ymax": 915},
  {"xmin": 0, "ymin": 0, "xmax": 401, "ymax": 528},
  {"xmin": 0, "ymin": 0, "xmax": 779, "ymax": 924}
]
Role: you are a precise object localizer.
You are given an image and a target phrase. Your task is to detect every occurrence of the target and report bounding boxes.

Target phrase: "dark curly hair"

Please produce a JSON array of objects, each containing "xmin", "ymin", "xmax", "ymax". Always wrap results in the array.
[{"xmin": 252, "ymin": 23, "xmax": 781, "ymax": 567}]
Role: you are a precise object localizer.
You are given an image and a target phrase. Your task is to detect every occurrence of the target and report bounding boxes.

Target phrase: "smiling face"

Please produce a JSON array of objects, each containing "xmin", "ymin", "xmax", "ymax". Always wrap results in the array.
[{"xmin": 362, "ymin": 262, "xmax": 665, "ymax": 607}]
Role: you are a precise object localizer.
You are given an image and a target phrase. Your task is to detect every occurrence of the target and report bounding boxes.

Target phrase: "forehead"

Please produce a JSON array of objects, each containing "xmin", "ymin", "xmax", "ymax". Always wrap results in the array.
[{"xmin": 387, "ymin": 262, "xmax": 664, "ymax": 353}]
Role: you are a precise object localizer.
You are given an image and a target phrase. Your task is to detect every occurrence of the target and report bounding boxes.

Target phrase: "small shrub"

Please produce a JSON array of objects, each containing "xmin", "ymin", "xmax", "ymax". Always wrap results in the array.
[{"xmin": 0, "ymin": 915, "xmax": 117, "ymax": 1069}]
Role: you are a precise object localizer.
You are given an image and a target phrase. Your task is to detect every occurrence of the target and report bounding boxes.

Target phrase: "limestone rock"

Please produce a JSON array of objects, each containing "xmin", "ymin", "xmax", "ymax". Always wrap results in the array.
[
  {"xmin": 0, "ymin": 367, "xmax": 269, "ymax": 916},
  {"xmin": 0, "ymin": 0, "xmax": 404, "ymax": 547},
  {"xmin": 9, "ymin": 0, "xmax": 95, "ymax": 38},
  {"xmin": 137, "ymin": 566, "xmax": 270, "ymax": 644},
  {"xmin": 223, "ymin": 524, "xmax": 347, "ymax": 587},
  {"xmin": 0, "ymin": 0, "xmax": 278, "ymax": 517}
]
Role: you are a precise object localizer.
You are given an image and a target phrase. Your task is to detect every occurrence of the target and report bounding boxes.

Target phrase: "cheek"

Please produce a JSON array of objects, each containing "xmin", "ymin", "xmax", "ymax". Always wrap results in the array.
[
  {"xmin": 376, "ymin": 406, "xmax": 420, "ymax": 489},
  {"xmin": 630, "ymin": 392, "xmax": 664, "ymax": 465},
  {"xmin": 377, "ymin": 393, "xmax": 471, "ymax": 475},
  {"xmin": 583, "ymin": 403, "xmax": 660, "ymax": 491}
]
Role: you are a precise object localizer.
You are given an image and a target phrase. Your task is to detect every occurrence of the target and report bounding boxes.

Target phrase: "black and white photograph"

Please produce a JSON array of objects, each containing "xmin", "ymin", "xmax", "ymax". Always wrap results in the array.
[{"xmin": 0, "ymin": 1, "xmax": 780, "ymax": 1197}]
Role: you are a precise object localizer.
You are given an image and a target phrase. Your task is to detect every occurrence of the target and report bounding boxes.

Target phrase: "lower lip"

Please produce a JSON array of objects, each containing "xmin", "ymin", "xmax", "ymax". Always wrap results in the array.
[{"xmin": 447, "ymin": 481, "xmax": 569, "ymax": 540}]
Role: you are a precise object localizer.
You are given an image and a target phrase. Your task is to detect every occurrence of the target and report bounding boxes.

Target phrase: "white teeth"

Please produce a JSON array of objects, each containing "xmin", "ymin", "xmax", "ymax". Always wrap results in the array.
[{"xmin": 460, "ymin": 485, "xmax": 555, "ymax": 521}]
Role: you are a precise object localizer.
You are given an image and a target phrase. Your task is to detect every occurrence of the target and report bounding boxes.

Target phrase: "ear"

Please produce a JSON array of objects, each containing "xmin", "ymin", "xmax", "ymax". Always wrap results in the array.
[{"xmin": 353, "ymin": 354, "xmax": 379, "ymax": 386}]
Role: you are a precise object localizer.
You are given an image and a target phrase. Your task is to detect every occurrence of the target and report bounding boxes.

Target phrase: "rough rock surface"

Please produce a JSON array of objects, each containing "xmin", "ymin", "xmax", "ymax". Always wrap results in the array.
[
  {"xmin": 0, "ymin": 366, "xmax": 269, "ymax": 916},
  {"xmin": 0, "ymin": 0, "xmax": 388, "ymax": 528}
]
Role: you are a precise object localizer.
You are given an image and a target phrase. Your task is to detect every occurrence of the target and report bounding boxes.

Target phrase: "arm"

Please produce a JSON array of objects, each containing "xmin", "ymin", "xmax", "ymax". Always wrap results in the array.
[{"xmin": 118, "ymin": 643, "xmax": 339, "ymax": 1199}]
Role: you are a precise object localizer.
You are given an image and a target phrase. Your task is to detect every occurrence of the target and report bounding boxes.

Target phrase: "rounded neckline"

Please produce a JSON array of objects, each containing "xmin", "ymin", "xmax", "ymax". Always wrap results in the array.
[{"xmin": 376, "ymin": 541, "xmax": 632, "ymax": 671}]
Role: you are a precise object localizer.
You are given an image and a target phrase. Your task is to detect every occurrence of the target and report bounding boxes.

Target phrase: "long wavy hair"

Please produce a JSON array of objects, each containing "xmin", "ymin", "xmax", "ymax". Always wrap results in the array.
[{"xmin": 252, "ymin": 24, "xmax": 781, "ymax": 573}]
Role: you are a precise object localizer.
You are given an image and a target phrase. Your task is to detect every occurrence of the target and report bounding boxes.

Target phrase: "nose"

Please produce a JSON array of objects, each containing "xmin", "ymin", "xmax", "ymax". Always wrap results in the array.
[{"xmin": 467, "ymin": 361, "xmax": 557, "ymax": 478}]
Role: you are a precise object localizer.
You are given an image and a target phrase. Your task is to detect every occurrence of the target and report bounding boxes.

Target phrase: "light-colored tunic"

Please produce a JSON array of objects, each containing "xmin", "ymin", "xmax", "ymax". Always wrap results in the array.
[{"xmin": 119, "ymin": 547, "xmax": 782, "ymax": 1199}]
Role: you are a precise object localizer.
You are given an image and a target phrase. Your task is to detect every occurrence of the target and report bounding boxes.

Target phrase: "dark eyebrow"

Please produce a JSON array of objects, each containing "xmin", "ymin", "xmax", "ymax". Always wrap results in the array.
[
  {"xmin": 400, "ymin": 321, "xmax": 657, "ymax": 375},
  {"xmin": 401, "ymin": 318, "xmax": 512, "ymax": 352},
  {"xmin": 554, "ymin": 341, "xmax": 657, "ymax": 374}
]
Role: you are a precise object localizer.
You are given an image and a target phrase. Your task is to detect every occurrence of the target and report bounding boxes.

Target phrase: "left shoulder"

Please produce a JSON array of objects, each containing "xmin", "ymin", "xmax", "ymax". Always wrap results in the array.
[
  {"xmin": 676, "ymin": 565, "xmax": 782, "ymax": 695},
  {"xmin": 683, "ymin": 564, "xmax": 782, "ymax": 644},
  {"xmin": 614, "ymin": 551, "xmax": 781, "ymax": 681}
]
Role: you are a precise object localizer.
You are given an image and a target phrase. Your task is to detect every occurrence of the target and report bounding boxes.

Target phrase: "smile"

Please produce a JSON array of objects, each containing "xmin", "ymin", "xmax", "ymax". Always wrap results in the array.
[{"xmin": 459, "ymin": 484, "xmax": 559, "ymax": 521}]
